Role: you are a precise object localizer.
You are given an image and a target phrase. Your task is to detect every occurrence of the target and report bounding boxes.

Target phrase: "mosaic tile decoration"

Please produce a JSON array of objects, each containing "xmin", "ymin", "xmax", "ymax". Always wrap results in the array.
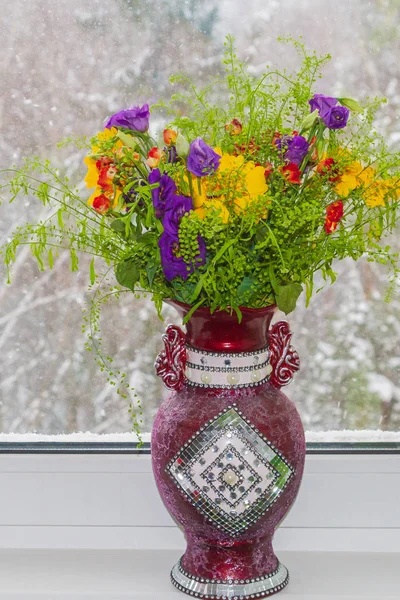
[{"xmin": 166, "ymin": 405, "xmax": 294, "ymax": 537}]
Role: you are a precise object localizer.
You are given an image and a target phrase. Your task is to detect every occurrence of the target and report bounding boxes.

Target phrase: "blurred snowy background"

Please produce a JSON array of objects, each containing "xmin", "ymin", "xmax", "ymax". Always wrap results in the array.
[{"xmin": 1, "ymin": 0, "xmax": 400, "ymax": 436}]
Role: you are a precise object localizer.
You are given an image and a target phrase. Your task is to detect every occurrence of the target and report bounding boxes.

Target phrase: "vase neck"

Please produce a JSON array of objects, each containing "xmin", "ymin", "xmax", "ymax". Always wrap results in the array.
[{"xmin": 167, "ymin": 301, "xmax": 277, "ymax": 353}]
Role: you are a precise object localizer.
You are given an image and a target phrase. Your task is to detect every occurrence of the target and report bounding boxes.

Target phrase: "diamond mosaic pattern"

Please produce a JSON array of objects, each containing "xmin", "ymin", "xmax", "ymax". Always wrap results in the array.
[{"xmin": 166, "ymin": 405, "xmax": 294, "ymax": 537}]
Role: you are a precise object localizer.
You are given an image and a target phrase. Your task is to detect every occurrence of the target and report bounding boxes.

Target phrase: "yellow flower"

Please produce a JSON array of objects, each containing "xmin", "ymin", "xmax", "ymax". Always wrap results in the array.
[
  {"xmin": 383, "ymin": 177, "xmax": 400, "ymax": 201},
  {"xmin": 91, "ymin": 127, "xmax": 122, "ymax": 153},
  {"xmin": 335, "ymin": 161, "xmax": 363, "ymax": 197},
  {"xmin": 195, "ymin": 200, "xmax": 229, "ymax": 223},
  {"xmin": 192, "ymin": 150, "xmax": 269, "ymax": 222},
  {"xmin": 84, "ymin": 156, "xmax": 99, "ymax": 189},
  {"xmin": 364, "ymin": 180, "xmax": 386, "ymax": 208}
]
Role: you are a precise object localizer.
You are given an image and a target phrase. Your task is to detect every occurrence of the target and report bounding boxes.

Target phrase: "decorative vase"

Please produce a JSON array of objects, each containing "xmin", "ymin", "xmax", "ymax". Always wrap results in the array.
[{"xmin": 151, "ymin": 301, "xmax": 305, "ymax": 599}]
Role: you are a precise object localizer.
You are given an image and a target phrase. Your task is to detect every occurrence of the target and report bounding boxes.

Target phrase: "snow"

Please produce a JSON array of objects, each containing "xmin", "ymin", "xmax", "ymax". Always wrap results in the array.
[
  {"xmin": 0, "ymin": 431, "xmax": 398, "ymax": 444},
  {"xmin": 2, "ymin": 0, "xmax": 400, "ymax": 439}
]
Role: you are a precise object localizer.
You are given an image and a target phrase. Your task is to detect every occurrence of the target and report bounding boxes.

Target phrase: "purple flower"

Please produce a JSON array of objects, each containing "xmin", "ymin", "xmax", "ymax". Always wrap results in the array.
[
  {"xmin": 104, "ymin": 104, "xmax": 150, "ymax": 132},
  {"xmin": 274, "ymin": 134, "xmax": 292, "ymax": 156},
  {"xmin": 308, "ymin": 94, "xmax": 337, "ymax": 119},
  {"xmin": 148, "ymin": 169, "xmax": 176, "ymax": 219},
  {"xmin": 166, "ymin": 145, "xmax": 178, "ymax": 164},
  {"xmin": 274, "ymin": 135, "xmax": 309, "ymax": 165},
  {"xmin": 163, "ymin": 195, "xmax": 193, "ymax": 236},
  {"xmin": 159, "ymin": 233, "xmax": 189, "ymax": 281},
  {"xmin": 187, "ymin": 138, "xmax": 221, "ymax": 177},
  {"xmin": 284, "ymin": 135, "xmax": 309, "ymax": 165},
  {"xmin": 158, "ymin": 233, "xmax": 206, "ymax": 282},
  {"xmin": 322, "ymin": 105, "xmax": 350, "ymax": 130}
]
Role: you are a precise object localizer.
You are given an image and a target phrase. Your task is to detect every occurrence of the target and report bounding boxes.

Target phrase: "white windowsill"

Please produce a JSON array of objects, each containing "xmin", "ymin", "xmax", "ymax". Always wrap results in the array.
[{"xmin": 0, "ymin": 549, "xmax": 397, "ymax": 599}]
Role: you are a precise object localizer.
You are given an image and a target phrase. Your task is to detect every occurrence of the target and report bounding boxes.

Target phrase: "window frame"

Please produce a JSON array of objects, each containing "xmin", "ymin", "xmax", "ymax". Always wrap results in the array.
[{"xmin": 0, "ymin": 449, "xmax": 399, "ymax": 552}]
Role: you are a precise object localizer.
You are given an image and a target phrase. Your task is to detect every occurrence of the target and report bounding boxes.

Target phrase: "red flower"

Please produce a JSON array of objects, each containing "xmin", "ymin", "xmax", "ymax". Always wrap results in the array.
[
  {"xmin": 96, "ymin": 157, "xmax": 113, "ymax": 170},
  {"xmin": 146, "ymin": 147, "xmax": 164, "ymax": 168},
  {"xmin": 98, "ymin": 165, "xmax": 117, "ymax": 192},
  {"xmin": 163, "ymin": 129, "xmax": 177, "ymax": 146},
  {"xmin": 324, "ymin": 200, "xmax": 344, "ymax": 234},
  {"xmin": 317, "ymin": 158, "xmax": 340, "ymax": 182},
  {"xmin": 92, "ymin": 194, "xmax": 111, "ymax": 214},
  {"xmin": 272, "ymin": 131, "xmax": 281, "ymax": 145},
  {"xmin": 264, "ymin": 161, "xmax": 274, "ymax": 179},
  {"xmin": 225, "ymin": 118, "xmax": 243, "ymax": 135},
  {"xmin": 280, "ymin": 162, "xmax": 302, "ymax": 184}
]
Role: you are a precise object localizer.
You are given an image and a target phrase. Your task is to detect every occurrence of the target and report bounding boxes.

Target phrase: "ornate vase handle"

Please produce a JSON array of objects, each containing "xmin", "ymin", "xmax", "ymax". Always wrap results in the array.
[
  {"xmin": 269, "ymin": 321, "xmax": 300, "ymax": 389},
  {"xmin": 155, "ymin": 325, "xmax": 187, "ymax": 391}
]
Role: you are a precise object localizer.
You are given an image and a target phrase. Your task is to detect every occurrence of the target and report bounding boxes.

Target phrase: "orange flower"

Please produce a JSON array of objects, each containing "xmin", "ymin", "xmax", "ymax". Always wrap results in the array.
[
  {"xmin": 225, "ymin": 118, "xmax": 242, "ymax": 135},
  {"xmin": 279, "ymin": 163, "xmax": 302, "ymax": 184},
  {"xmin": 92, "ymin": 194, "xmax": 111, "ymax": 214},
  {"xmin": 163, "ymin": 129, "xmax": 177, "ymax": 146},
  {"xmin": 146, "ymin": 147, "xmax": 164, "ymax": 168}
]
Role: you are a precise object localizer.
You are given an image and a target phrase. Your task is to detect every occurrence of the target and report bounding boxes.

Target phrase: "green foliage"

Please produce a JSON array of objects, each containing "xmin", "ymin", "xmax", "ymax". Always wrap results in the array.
[{"xmin": 2, "ymin": 36, "xmax": 400, "ymax": 329}]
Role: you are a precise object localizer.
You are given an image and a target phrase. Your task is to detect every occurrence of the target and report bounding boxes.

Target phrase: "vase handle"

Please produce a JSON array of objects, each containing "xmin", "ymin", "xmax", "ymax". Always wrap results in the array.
[
  {"xmin": 269, "ymin": 321, "xmax": 300, "ymax": 389},
  {"xmin": 155, "ymin": 325, "xmax": 187, "ymax": 391}
]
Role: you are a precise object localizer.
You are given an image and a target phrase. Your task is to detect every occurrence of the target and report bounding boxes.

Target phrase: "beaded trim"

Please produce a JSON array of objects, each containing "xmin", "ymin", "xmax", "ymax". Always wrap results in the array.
[
  {"xmin": 171, "ymin": 558, "xmax": 289, "ymax": 598},
  {"xmin": 185, "ymin": 345, "xmax": 271, "ymax": 389}
]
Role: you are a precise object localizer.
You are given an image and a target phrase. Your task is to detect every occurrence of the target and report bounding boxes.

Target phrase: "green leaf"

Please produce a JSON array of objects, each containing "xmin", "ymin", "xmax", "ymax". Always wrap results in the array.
[
  {"xmin": 90, "ymin": 257, "xmax": 96, "ymax": 285},
  {"xmin": 276, "ymin": 283, "xmax": 303, "ymax": 314},
  {"xmin": 116, "ymin": 130, "xmax": 138, "ymax": 149},
  {"xmin": 182, "ymin": 298, "xmax": 206, "ymax": 324},
  {"xmin": 115, "ymin": 260, "xmax": 140, "ymax": 291},
  {"xmin": 111, "ymin": 219, "xmax": 126, "ymax": 233},
  {"xmin": 48, "ymin": 249, "xmax": 54, "ymax": 270},
  {"xmin": 57, "ymin": 209, "xmax": 64, "ymax": 229},
  {"xmin": 190, "ymin": 276, "xmax": 204, "ymax": 303},
  {"xmin": 212, "ymin": 238, "xmax": 237, "ymax": 265},
  {"xmin": 146, "ymin": 263, "xmax": 157, "ymax": 287},
  {"xmin": 300, "ymin": 109, "xmax": 319, "ymax": 132},
  {"xmin": 338, "ymin": 97, "xmax": 363, "ymax": 113},
  {"xmin": 237, "ymin": 276, "xmax": 254, "ymax": 301},
  {"xmin": 70, "ymin": 248, "xmax": 79, "ymax": 272}
]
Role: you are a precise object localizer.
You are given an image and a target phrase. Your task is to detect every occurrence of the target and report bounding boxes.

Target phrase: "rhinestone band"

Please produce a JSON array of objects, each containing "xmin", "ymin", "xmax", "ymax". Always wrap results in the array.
[
  {"xmin": 185, "ymin": 346, "xmax": 271, "ymax": 389},
  {"xmin": 166, "ymin": 404, "xmax": 294, "ymax": 537},
  {"xmin": 171, "ymin": 558, "xmax": 289, "ymax": 598}
]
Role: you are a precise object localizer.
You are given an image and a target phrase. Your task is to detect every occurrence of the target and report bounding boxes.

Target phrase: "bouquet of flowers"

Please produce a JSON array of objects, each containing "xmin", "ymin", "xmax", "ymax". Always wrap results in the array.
[{"xmin": 3, "ymin": 37, "xmax": 400, "ymax": 323}]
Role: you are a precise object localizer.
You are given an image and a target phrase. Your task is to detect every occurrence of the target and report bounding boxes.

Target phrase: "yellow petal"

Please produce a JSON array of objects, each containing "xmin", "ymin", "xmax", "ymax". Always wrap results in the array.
[
  {"xmin": 246, "ymin": 166, "xmax": 268, "ymax": 198},
  {"xmin": 84, "ymin": 156, "xmax": 99, "ymax": 189},
  {"xmin": 194, "ymin": 207, "xmax": 206, "ymax": 220},
  {"xmin": 207, "ymin": 200, "xmax": 229, "ymax": 223},
  {"xmin": 92, "ymin": 127, "xmax": 122, "ymax": 153},
  {"xmin": 358, "ymin": 166, "xmax": 375, "ymax": 186},
  {"xmin": 335, "ymin": 174, "xmax": 358, "ymax": 197}
]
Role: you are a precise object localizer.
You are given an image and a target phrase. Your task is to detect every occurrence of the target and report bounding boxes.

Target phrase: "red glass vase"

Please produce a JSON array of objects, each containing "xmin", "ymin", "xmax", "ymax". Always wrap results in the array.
[{"xmin": 151, "ymin": 301, "xmax": 305, "ymax": 599}]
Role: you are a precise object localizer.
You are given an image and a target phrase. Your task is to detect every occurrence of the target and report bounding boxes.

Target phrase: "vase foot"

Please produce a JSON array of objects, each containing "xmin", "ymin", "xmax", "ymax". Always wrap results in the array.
[{"xmin": 170, "ymin": 557, "xmax": 289, "ymax": 599}]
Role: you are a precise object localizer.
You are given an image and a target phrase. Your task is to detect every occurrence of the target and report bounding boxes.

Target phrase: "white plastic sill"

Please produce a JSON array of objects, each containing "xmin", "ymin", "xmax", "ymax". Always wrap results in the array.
[{"xmin": 0, "ymin": 549, "xmax": 397, "ymax": 599}]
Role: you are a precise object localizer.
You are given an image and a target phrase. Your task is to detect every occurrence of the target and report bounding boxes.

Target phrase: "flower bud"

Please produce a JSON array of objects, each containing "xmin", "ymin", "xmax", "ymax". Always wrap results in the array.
[
  {"xmin": 225, "ymin": 118, "xmax": 242, "ymax": 135},
  {"xmin": 163, "ymin": 129, "xmax": 178, "ymax": 146},
  {"xmin": 300, "ymin": 109, "xmax": 319, "ymax": 132},
  {"xmin": 176, "ymin": 133, "xmax": 190, "ymax": 157},
  {"xmin": 146, "ymin": 147, "xmax": 164, "ymax": 169}
]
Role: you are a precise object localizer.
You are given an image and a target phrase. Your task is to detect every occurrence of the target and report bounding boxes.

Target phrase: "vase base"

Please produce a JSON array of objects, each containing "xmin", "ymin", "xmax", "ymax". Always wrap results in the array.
[{"xmin": 170, "ymin": 558, "xmax": 289, "ymax": 599}]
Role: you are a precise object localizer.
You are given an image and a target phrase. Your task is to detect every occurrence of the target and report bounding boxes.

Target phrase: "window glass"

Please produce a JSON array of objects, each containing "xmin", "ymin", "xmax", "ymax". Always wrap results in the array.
[{"xmin": 1, "ymin": 0, "xmax": 400, "ymax": 437}]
